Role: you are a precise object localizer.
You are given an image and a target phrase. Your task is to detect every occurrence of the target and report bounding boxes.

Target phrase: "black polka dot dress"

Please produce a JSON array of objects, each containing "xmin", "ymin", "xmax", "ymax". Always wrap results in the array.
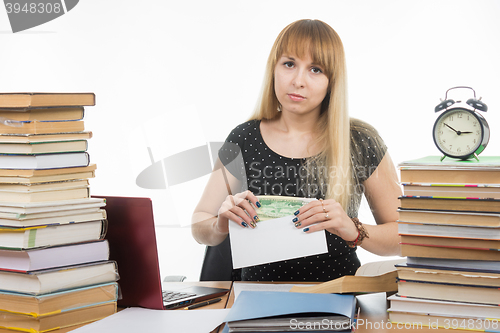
[{"xmin": 218, "ymin": 119, "xmax": 387, "ymax": 282}]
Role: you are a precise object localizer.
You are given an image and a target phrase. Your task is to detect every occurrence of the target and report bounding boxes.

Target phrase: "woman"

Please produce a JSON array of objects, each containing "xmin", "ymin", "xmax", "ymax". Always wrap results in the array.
[{"xmin": 192, "ymin": 19, "xmax": 401, "ymax": 282}]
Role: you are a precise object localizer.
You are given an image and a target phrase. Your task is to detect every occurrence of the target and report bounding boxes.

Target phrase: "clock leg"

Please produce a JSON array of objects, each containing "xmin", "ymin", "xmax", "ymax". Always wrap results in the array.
[{"xmin": 440, "ymin": 155, "xmax": 447, "ymax": 162}]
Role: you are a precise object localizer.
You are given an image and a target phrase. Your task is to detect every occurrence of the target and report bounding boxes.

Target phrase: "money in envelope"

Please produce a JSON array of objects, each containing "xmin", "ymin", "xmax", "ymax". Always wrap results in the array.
[{"xmin": 255, "ymin": 195, "xmax": 317, "ymax": 221}]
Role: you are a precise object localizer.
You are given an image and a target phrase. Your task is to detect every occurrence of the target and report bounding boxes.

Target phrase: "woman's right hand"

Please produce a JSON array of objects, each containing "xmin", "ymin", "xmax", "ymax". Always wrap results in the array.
[{"xmin": 215, "ymin": 190, "xmax": 261, "ymax": 233}]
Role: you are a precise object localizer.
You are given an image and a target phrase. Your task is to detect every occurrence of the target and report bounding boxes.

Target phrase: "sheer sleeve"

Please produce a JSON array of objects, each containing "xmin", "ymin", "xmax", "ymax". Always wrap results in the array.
[
  {"xmin": 350, "ymin": 118, "xmax": 388, "ymax": 182},
  {"xmin": 218, "ymin": 120, "xmax": 258, "ymax": 181}
]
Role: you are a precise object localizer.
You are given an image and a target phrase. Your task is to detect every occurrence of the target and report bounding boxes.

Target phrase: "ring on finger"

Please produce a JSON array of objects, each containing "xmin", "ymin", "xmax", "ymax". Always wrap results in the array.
[
  {"xmin": 319, "ymin": 199, "xmax": 327, "ymax": 213},
  {"xmin": 325, "ymin": 213, "xmax": 329, "ymax": 219}
]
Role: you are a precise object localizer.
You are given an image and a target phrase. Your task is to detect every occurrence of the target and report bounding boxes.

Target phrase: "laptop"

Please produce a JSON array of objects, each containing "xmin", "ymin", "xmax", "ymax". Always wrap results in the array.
[{"xmin": 92, "ymin": 195, "xmax": 229, "ymax": 310}]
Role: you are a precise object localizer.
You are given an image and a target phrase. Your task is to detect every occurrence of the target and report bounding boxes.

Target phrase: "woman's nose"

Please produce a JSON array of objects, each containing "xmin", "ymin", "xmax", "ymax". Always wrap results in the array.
[{"xmin": 291, "ymin": 68, "xmax": 305, "ymax": 87}]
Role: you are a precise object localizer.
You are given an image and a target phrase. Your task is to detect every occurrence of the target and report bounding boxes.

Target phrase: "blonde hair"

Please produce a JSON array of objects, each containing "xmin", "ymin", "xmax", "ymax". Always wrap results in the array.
[{"xmin": 249, "ymin": 19, "xmax": 352, "ymax": 211}]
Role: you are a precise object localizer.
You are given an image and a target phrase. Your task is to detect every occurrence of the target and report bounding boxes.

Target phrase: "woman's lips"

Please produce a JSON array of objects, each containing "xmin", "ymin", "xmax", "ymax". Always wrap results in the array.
[{"xmin": 288, "ymin": 93, "xmax": 305, "ymax": 102}]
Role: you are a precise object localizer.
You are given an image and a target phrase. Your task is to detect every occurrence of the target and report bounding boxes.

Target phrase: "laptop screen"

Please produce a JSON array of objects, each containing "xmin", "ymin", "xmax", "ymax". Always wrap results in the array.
[{"xmin": 93, "ymin": 196, "xmax": 165, "ymax": 310}]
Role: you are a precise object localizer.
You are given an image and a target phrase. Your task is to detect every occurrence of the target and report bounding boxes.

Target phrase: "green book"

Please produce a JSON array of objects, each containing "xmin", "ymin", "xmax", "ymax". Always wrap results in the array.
[{"xmin": 398, "ymin": 156, "xmax": 500, "ymax": 170}]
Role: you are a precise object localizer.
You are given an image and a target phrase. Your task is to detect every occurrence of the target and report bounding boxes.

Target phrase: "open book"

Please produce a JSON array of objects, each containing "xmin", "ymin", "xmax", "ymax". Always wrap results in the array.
[{"xmin": 289, "ymin": 259, "xmax": 405, "ymax": 294}]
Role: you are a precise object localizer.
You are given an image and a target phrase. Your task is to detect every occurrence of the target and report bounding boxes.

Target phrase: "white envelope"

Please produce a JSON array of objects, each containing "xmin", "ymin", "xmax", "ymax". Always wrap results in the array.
[{"xmin": 229, "ymin": 216, "xmax": 328, "ymax": 269}]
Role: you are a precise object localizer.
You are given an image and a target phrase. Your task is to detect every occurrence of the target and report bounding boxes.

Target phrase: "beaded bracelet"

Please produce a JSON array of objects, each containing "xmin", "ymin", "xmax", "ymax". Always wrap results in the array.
[{"xmin": 345, "ymin": 217, "xmax": 369, "ymax": 248}]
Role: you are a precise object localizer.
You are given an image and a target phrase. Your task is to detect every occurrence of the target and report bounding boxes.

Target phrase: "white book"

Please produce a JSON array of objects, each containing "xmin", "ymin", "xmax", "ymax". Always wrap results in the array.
[
  {"xmin": 0, "ymin": 198, "xmax": 106, "ymax": 215},
  {"xmin": 398, "ymin": 222, "xmax": 500, "ymax": 239},
  {"xmin": 0, "ymin": 240, "xmax": 109, "ymax": 272},
  {"xmin": 388, "ymin": 294, "xmax": 500, "ymax": 319},
  {"xmin": 0, "ymin": 209, "xmax": 106, "ymax": 227},
  {"xmin": 0, "ymin": 179, "xmax": 89, "ymax": 192},
  {"xmin": 0, "ymin": 220, "xmax": 106, "ymax": 249},
  {"xmin": 0, "ymin": 261, "xmax": 118, "ymax": 295},
  {"xmin": 406, "ymin": 257, "xmax": 500, "ymax": 273},
  {"xmin": 0, "ymin": 140, "xmax": 88, "ymax": 155},
  {"xmin": 0, "ymin": 152, "xmax": 89, "ymax": 169},
  {"xmin": 0, "ymin": 187, "xmax": 89, "ymax": 203}
]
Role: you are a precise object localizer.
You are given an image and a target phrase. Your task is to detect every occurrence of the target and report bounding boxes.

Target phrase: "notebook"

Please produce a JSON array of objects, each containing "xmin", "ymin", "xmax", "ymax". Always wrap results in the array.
[{"xmin": 92, "ymin": 195, "xmax": 229, "ymax": 310}]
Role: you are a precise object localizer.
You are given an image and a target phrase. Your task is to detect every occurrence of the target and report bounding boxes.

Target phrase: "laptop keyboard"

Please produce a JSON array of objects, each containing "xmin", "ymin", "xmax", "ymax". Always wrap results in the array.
[{"xmin": 162, "ymin": 290, "xmax": 196, "ymax": 303}]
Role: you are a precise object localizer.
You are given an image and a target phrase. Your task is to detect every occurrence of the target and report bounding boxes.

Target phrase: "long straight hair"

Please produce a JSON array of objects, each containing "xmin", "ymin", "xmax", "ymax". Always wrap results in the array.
[{"xmin": 249, "ymin": 19, "xmax": 352, "ymax": 210}]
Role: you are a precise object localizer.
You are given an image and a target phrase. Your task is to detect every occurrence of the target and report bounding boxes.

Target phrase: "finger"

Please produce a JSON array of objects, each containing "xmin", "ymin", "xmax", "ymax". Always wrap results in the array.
[
  {"xmin": 294, "ymin": 199, "xmax": 323, "ymax": 217},
  {"xmin": 220, "ymin": 211, "xmax": 249, "ymax": 228},
  {"xmin": 234, "ymin": 191, "xmax": 260, "ymax": 222},
  {"xmin": 228, "ymin": 205, "xmax": 257, "ymax": 228},
  {"xmin": 220, "ymin": 200, "xmax": 255, "ymax": 228},
  {"xmin": 302, "ymin": 221, "xmax": 330, "ymax": 234},
  {"xmin": 239, "ymin": 198, "xmax": 260, "ymax": 223},
  {"xmin": 246, "ymin": 191, "xmax": 262, "ymax": 209},
  {"xmin": 292, "ymin": 205, "xmax": 325, "ymax": 228},
  {"xmin": 236, "ymin": 191, "xmax": 262, "ymax": 211},
  {"xmin": 293, "ymin": 200, "xmax": 314, "ymax": 216}
]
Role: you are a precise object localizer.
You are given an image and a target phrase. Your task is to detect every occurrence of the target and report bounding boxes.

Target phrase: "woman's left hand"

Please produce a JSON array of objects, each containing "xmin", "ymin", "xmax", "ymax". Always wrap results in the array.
[{"xmin": 293, "ymin": 199, "xmax": 358, "ymax": 242}]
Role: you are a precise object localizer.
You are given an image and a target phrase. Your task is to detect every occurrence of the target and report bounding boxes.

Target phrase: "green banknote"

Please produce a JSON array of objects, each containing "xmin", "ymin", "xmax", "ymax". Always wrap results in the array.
[{"xmin": 255, "ymin": 195, "xmax": 316, "ymax": 221}]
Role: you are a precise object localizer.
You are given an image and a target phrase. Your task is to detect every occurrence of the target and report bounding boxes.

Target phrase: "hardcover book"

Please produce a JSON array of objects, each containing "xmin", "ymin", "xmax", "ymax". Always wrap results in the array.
[
  {"xmin": 0, "ymin": 93, "xmax": 95, "ymax": 108},
  {"xmin": 0, "ymin": 219, "xmax": 106, "ymax": 249},
  {"xmin": 0, "ymin": 261, "xmax": 118, "ymax": 295},
  {"xmin": 0, "ymin": 152, "xmax": 90, "ymax": 170},
  {"xmin": 0, "ymin": 240, "xmax": 109, "ymax": 271},
  {"xmin": 0, "ymin": 282, "xmax": 118, "ymax": 316}
]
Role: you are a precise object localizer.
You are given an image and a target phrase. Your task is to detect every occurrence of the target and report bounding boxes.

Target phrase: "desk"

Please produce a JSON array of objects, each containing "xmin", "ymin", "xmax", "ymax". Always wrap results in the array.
[
  {"xmin": 115, "ymin": 282, "xmax": 230, "ymax": 333},
  {"xmin": 172, "ymin": 281, "xmax": 231, "ymax": 333}
]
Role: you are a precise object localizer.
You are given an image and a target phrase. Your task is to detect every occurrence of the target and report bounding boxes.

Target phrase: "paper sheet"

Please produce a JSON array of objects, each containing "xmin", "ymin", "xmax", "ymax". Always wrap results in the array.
[
  {"xmin": 229, "ymin": 216, "xmax": 328, "ymax": 269},
  {"xmin": 71, "ymin": 308, "xmax": 231, "ymax": 333}
]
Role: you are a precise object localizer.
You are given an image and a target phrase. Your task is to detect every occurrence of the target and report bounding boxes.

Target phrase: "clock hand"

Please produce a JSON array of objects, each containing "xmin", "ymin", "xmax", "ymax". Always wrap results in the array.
[{"xmin": 443, "ymin": 123, "xmax": 459, "ymax": 134}]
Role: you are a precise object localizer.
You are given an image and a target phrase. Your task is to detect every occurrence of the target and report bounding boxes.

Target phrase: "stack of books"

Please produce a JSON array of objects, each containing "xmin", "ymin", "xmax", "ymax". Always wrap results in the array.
[
  {"xmin": 388, "ymin": 156, "xmax": 500, "ymax": 331},
  {"xmin": 0, "ymin": 93, "xmax": 119, "ymax": 333}
]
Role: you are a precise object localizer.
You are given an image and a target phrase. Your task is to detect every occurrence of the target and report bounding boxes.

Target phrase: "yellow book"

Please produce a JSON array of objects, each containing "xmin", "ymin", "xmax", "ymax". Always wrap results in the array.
[
  {"xmin": 0, "ymin": 301, "xmax": 116, "ymax": 332},
  {"xmin": 0, "ymin": 132, "xmax": 92, "ymax": 144},
  {"xmin": 0, "ymin": 283, "xmax": 118, "ymax": 316},
  {"xmin": 0, "ymin": 93, "xmax": 95, "ymax": 109},
  {"xmin": 289, "ymin": 259, "xmax": 404, "ymax": 294},
  {"xmin": 0, "ymin": 120, "xmax": 84, "ymax": 135}
]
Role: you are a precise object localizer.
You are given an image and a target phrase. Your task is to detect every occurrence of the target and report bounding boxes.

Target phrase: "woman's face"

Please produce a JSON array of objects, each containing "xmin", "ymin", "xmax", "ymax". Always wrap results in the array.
[{"xmin": 274, "ymin": 53, "xmax": 329, "ymax": 117}]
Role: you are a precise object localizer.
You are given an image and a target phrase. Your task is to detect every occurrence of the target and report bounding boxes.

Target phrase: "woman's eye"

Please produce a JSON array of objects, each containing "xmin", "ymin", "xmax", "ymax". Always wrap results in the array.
[
  {"xmin": 311, "ymin": 67, "xmax": 323, "ymax": 74},
  {"xmin": 284, "ymin": 61, "xmax": 294, "ymax": 68}
]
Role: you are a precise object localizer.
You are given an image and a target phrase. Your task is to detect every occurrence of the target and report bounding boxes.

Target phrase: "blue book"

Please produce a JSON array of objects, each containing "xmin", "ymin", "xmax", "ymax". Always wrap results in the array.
[{"xmin": 223, "ymin": 291, "xmax": 356, "ymax": 333}]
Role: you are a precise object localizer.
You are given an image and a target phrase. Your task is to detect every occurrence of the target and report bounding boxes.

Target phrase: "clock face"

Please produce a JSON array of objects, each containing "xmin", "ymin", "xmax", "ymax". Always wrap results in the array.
[{"xmin": 433, "ymin": 108, "xmax": 484, "ymax": 158}]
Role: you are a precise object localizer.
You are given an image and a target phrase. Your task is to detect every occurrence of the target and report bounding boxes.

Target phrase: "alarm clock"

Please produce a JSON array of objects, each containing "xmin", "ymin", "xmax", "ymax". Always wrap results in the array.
[{"xmin": 433, "ymin": 86, "xmax": 490, "ymax": 161}]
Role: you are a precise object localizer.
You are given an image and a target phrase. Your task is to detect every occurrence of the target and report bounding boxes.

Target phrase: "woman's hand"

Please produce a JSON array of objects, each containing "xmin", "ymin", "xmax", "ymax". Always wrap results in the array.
[
  {"xmin": 215, "ymin": 190, "xmax": 261, "ymax": 234},
  {"xmin": 293, "ymin": 199, "xmax": 358, "ymax": 242}
]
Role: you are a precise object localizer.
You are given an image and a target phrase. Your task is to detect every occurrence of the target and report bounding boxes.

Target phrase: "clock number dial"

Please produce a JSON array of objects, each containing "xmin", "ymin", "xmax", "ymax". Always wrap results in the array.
[{"xmin": 433, "ymin": 108, "xmax": 485, "ymax": 159}]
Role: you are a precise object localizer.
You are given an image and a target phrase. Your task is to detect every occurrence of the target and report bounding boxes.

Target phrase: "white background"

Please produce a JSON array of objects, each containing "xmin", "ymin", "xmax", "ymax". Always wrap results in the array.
[{"xmin": 1, "ymin": 0, "xmax": 499, "ymax": 281}]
